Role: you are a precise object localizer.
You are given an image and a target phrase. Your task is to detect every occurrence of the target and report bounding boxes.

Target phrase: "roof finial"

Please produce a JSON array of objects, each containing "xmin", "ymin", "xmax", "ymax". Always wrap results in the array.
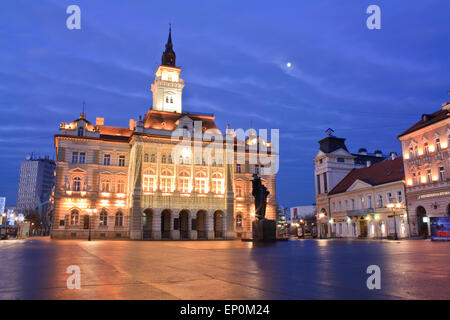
[
  {"xmin": 80, "ymin": 101, "xmax": 86, "ymax": 119},
  {"xmin": 161, "ymin": 25, "xmax": 176, "ymax": 66}
]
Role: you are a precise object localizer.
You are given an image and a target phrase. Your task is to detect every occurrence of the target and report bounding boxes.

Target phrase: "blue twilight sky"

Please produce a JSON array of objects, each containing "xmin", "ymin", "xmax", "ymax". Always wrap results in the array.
[{"xmin": 1, "ymin": 0, "xmax": 449, "ymax": 207}]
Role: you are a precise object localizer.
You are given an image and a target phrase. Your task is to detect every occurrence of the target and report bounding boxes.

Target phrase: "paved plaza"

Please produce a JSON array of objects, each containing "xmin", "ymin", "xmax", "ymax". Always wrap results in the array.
[{"xmin": 0, "ymin": 238, "xmax": 449, "ymax": 300}]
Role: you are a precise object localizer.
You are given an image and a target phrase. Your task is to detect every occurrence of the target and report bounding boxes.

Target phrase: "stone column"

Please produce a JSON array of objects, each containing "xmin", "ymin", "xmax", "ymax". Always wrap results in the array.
[
  {"xmin": 152, "ymin": 209, "xmax": 161, "ymax": 240},
  {"xmin": 189, "ymin": 211, "xmax": 197, "ymax": 240},
  {"xmin": 171, "ymin": 209, "xmax": 180, "ymax": 240},
  {"xmin": 206, "ymin": 210, "xmax": 215, "ymax": 239}
]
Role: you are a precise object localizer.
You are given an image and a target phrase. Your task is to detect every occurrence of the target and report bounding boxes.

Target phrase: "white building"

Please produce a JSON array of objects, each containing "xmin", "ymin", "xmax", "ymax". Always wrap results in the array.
[{"xmin": 313, "ymin": 129, "xmax": 408, "ymax": 238}]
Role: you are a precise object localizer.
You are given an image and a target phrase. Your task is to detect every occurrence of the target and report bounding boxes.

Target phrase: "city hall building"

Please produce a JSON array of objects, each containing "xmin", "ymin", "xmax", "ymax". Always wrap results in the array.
[{"xmin": 51, "ymin": 29, "xmax": 278, "ymax": 240}]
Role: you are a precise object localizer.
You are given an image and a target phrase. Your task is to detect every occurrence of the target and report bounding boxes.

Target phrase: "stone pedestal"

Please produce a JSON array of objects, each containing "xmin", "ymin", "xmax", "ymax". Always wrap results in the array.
[
  {"xmin": 171, "ymin": 230, "xmax": 180, "ymax": 240},
  {"xmin": 252, "ymin": 219, "xmax": 276, "ymax": 242}
]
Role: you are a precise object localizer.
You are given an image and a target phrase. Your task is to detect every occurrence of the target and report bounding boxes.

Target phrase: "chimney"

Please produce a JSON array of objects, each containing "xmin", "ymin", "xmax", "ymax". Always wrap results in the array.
[
  {"xmin": 442, "ymin": 102, "xmax": 450, "ymax": 111},
  {"xmin": 96, "ymin": 117, "xmax": 104, "ymax": 126},
  {"xmin": 390, "ymin": 152, "xmax": 397, "ymax": 160},
  {"xmin": 374, "ymin": 150, "xmax": 382, "ymax": 157},
  {"xmin": 129, "ymin": 119, "xmax": 136, "ymax": 130}
]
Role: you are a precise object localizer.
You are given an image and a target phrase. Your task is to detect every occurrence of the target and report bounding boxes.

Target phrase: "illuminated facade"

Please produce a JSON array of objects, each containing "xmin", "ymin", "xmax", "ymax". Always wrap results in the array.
[
  {"xmin": 313, "ymin": 130, "xmax": 408, "ymax": 238},
  {"xmin": 51, "ymin": 29, "xmax": 277, "ymax": 240},
  {"xmin": 398, "ymin": 102, "xmax": 450, "ymax": 237}
]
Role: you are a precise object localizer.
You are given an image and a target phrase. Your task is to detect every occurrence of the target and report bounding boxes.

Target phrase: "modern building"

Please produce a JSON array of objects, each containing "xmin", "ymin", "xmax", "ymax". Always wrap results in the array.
[
  {"xmin": 16, "ymin": 155, "xmax": 56, "ymax": 225},
  {"xmin": 313, "ymin": 129, "xmax": 407, "ymax": 238},
  {"xmin": 0, "ymin": 197, "xmax": 5, "ymax": 214},
  {"xmin": 51, "ymin": 29, "xmax": 278, "ymax": 240},
  {"xmin": 398, "ymin": 102, "xmax": 450, "ymax": 237},
  {"xmin": 289, "ymin": 205, "xmax": 315, "ymax": 223}
]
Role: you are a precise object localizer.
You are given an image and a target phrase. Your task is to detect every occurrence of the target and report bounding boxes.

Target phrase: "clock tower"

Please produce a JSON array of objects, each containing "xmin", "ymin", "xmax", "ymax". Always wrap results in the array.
[{"xmin": 151, "ymin": 27, "xmax": 184, "ymax": 113}]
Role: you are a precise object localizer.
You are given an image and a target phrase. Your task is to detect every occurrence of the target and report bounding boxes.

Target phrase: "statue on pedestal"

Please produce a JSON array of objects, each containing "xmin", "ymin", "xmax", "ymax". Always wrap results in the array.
[{"xmin": 252, "ymin": 174, "xmax": 270, "ymax": 220}]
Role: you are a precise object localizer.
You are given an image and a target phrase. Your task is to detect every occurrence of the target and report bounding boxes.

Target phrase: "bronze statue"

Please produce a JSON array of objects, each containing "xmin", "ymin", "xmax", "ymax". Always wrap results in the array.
[{"xmin": 252, "ymin": 174, "xmax": 270, "ymax": 220}]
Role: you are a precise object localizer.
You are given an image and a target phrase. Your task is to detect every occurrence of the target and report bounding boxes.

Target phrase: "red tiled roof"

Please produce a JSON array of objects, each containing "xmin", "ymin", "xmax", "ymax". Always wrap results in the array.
[
  {"xmin": 143, "ymin": 110, "xmax": 218, "ymax": 132},
  {"xmin": 328, "ymin": 157, "xmax": 404, "ymax": 195},
  {"xmin": 98, "ymin": 126, "xmax": 133, "ymax": 137},
  {"xmin": 398, "ymin": 108, "xmax": 449, "ymax": 138}
]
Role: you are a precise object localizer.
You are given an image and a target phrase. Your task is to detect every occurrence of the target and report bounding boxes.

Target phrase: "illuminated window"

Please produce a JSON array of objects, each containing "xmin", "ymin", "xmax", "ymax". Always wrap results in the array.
[
  {"xmin": 101, "ymin": 178, "xmax": 111, "ymax": 192},
  {"xmin": 72, "ymin": 177, "xmax": 81, "ymax": 191},
  {"xmin": 211, "ymin": 172, "xmax": 224, "ymax": 194},
  {"xmin": 195, "ymin": 171, "xmax": 208, "ymax": 193},
  {"xmin": 100, "ymin": 210, "xmax": 108, "ymax": 226},
  {"xmin": 436, "ymin": 138, "xmax": 441, "ymax": 152},
  {"xmin": 377, "ymin": 195, "xmax": 383, "ymax": 208},
  {"xmin": 143, "ymin": 169, "xmax": 156, "ymax": 192},
  {"xmin": 179, "ymin": 170, "xmax": 191, "ymax": 193},
  {"xmin": 117, "ymin": 180, "xmax": 125, "ymax": 193},
  {"xmin": 115, "ymin": 212, "xmax": 123, "ymax": 227},
  {"xmin": 426, "ymin": 170, "xmax": 432, "ymax": 183},
  {"xmin": 160, "ymin": 169, "xmax": 174, "ymax": 193},
  {"xmin": 103, "ymin": 154, "xmax": 111, "ymax": 166},
  {"xmin": 118, "ymin": 155, "xmax": 125, "ymax": 167},
  {"xmin": 439, "ymin": 167, "xmax": 446, "ymax": 181},
  {"xmin": 70, "ymin": 210, "xmax": 79, "ymax": 225},
  {"xmin": 235, "ymin": 185, "xmax": 242, "ymax": 197},
  {"xmin": 236, "ymin": 214, "xmax": 242, "ymax": 228}
]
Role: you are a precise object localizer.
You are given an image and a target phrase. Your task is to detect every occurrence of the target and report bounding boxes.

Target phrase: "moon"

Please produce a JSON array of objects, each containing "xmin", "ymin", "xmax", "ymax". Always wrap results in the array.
[{"xmin": 286, "ymin": 62, "xmax": 292, "ymax": 68}]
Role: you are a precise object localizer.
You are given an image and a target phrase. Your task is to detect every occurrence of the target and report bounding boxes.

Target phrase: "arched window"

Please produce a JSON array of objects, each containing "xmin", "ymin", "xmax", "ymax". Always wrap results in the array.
[
  {"xmin": 143, "ymin": 168, "xmax": 156, "ymax": 192},
  {"xmin": 170, "ymin": 97, "xmax": 173, "ymax": 104},
  {"xmin": 160, "ymin": 169, "xmax": 174, "ymax": 193},
  {"xmin": 168, "ymin": 154, "xmax": 173, "ymax": 164},
  {"xmin": 211, "ymin": 172, "xmax": 224, "ymax": 194},
  {"xmin": 150, "ymin": 153, "xmax": 156, "ymax": 163},
  {"xmin": 236, "ymin": 214, "xmax": 242, "ymax": 228},
  {"xmin": 70, "ymin": 210, "xmax": 79, "ymax": 225},
  {"xmin": 179, "ymin": 170, "xmax": 191, "ymax": 193},
  {"xmin": 100, "ymin": 210, "xmax": 108, "ymax": 226},
  {"xmin": 195, "ymin": 171, "xmax": 208, "ymax": 193},
  {"xmin": 165, "ymin": 96, "xmax": 169, "ymax": 103},
  {"xmin": 115, "ymin": 211, "xmax": 123, "ymax": 227},
  {"xmin": 144, "ymin": 154, "xmax": 149, "ymax": 162},
  {"xmin": 117, "ymin": 180, "xmax": 125, "ymax": 193},
  {"xmin": 78, "ymin": 127, "xmax": 84, "ymax": 137},
  {"xmin": 161, "ymin": 154, "xmax": 167, "ymax": 163},
  {"xmin": 72, "ymin": 177, "xmax": 81, "ymax": 191},
  {"xmin": 436, "ymin": 138, "xmax": 441, "ymax": 152}
]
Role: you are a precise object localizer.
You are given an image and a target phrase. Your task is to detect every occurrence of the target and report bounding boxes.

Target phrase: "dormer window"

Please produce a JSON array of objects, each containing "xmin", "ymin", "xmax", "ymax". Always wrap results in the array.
[{"xmin": 78, "ymin": 127, "xmax": 84, "ymax": 137}]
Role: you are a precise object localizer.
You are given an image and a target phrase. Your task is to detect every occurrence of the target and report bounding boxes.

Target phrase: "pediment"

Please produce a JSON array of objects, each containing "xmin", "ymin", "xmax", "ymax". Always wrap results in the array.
[
  {"xmin": 68, "ymin": 168, "xmax": 87, "ymax": 174},
  {"xmin": 346, "ymin": 179, "xmax": 373, "ymax": 192}
]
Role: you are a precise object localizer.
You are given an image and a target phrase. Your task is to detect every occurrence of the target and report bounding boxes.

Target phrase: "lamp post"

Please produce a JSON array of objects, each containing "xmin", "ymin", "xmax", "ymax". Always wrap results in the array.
[{"xmin": 387, "ymin": 202, "xmax": 402, "ymax": 240}]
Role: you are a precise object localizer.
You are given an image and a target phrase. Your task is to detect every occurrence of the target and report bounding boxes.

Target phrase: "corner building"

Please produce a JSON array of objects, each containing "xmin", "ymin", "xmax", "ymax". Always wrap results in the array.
[{"xmin": 51, "ymin": 29, "xmax": 278, "ymax": 240}]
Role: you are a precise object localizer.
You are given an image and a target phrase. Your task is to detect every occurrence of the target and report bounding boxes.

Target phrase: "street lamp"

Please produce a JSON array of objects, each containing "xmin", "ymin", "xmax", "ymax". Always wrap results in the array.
[
  {"xmin": 387, "ymin": 202, "xmax": 402, "ymax": 240},
  {"xmin": 86, "ymin": 208, "xmax": 97, "ymax": 241}
]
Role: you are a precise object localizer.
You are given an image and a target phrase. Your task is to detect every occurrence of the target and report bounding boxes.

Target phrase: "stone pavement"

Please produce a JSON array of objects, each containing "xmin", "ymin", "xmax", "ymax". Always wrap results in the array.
[{"xmin": 0, "ymin": 237, "xmax": 449, "ymax": 299}]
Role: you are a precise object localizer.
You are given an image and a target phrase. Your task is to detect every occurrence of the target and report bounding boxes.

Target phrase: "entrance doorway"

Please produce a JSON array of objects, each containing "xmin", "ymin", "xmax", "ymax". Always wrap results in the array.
[
  {"xmin": 214, "ymin": 211, "xmax": 223, "ymax": 238},
  {"xmin": 179, "ymin": 210, "xmax": 189, "ymax": 239},
  {"xmin": 197, "ymin": 210, "xmax": 206, "ymax": 239},
  {"xmin": 142, "ymin": 209, "xmax": 153, "ymax": 240},
  {"xmin": 416, "ymin": 206, "xmax": 428, "ymax": 237},
  {"xmin": 161, "ymin": 210, "xmax": 171, "ymax": 239},
  {"xmin": 359, "ymin": 219, "xmax": 368, "ymax": 238}
]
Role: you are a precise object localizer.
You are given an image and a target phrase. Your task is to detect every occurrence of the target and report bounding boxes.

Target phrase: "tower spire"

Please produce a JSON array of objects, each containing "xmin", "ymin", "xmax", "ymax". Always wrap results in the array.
[
  {"xmin": 80, "ymin": 101, "xmax": 86, "ymax": 119},
  {"xmin": 161, "ymin": 25, "xmax": 176, "ymax": 66}
]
